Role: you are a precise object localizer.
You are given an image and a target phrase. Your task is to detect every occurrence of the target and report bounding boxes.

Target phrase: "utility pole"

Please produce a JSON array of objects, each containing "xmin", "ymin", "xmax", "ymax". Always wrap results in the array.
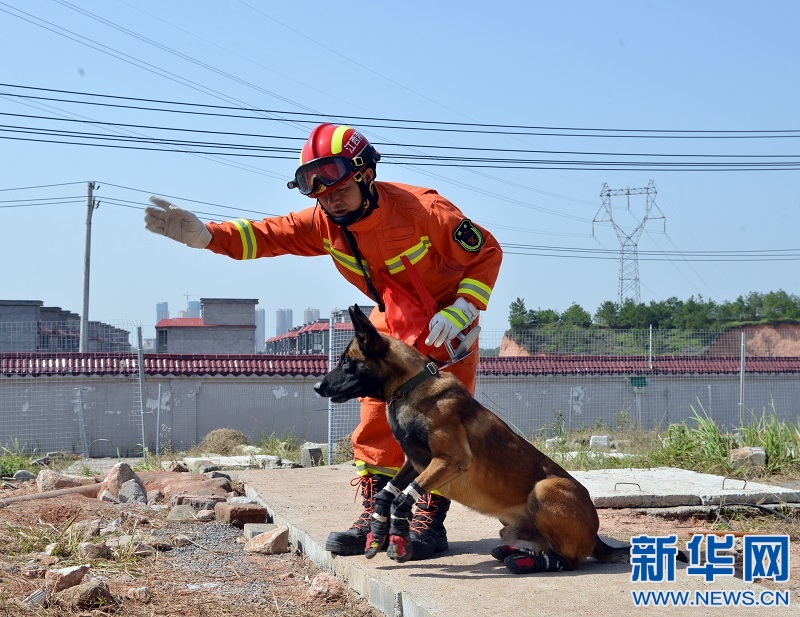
[
  {"xmin": 592, "ymin": 180, "xmax": 665, "ymax": 306},
  {"xmin": 80, "ymin": 181, "xmax": 99, "ymax": 352}
]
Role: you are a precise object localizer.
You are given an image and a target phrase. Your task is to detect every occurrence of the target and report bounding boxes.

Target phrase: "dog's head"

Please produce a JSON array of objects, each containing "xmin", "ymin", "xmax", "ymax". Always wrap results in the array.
[{"xmin": 313, "ymin": 305, "xmax": 392, "ymax": 403}]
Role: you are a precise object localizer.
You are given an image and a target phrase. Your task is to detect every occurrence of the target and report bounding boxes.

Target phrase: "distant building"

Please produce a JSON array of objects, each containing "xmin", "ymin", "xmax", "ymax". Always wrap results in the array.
[
  {"xmin": 276, "ymin": 308, "xmax": 293, "ymax": 337},
  {"xmin": 155, "ymin": 298, "xmax": 258, "ymax": 354},
  {"xmin": 0, "ymin": 300, "xmax": 131, "ymax": 352},
  {"xmin": 304, "ymin": 307, "xmax": 320, "ymax": 324},
  {"xmin": 255, "ymin": 308, "xmax": 266, "ymax": 353},
  {"xmin": 187, "ymin": 300, "xmax": 201, "ymax": 318},
  {"xmin": 156, "ymin": 302, "xmax": 169, "ymax": 323}
]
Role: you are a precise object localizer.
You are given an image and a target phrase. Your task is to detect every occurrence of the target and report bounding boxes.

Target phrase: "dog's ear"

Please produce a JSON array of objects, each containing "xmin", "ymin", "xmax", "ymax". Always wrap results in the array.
[{"xmin": 349, "ymin": 305, "xmax": 388, "ymax": 358}]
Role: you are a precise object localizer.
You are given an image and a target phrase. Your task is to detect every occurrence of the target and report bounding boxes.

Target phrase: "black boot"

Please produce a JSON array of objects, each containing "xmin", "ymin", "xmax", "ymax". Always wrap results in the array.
[
  {"xmin": 326, "ymin": 474, "xmax": 390, "ymax": 555},
  {"xmin": 408, "ymin": 493, "xmax": 450, "ymax": 560}
]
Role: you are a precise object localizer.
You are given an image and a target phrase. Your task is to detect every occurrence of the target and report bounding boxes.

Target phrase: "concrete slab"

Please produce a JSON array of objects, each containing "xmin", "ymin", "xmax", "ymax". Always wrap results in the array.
[
  {"xmin": 579, "ymin": 467, "xmax": 800, "ymax": 507},
  {"xmin": 241, "ymin": 466, "xmax": 786, "ymax": 617}
]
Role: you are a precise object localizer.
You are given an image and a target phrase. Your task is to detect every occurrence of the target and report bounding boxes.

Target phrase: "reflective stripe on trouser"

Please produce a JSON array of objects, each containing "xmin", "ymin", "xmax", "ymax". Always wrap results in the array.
[{"xmin": 352, "ymin": 340, "xmax": 478, "ymax": 472}]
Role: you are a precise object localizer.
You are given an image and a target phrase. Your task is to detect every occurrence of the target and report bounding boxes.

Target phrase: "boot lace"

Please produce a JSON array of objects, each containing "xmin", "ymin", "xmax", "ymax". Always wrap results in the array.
[
  {"xmin": 349, "ymin": 475, "xmax": 376, "ymax": 531},
  {"xmin": 409, "ymin": 493, "xmax": 437, "ymax": 534}
]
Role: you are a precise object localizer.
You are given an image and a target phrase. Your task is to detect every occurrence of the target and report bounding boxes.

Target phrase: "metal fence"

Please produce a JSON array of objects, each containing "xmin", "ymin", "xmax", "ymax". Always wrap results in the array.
[
  {"xmin": 1, "ymin": 318, "xmax": 799, "ymax": 462},
  {"xmin": 326, "ymin": 319, "xmax": 800, "ymax": 463},
  {"xmin": 0, "ymin": 320, "xmax": 144, "ymax": 457}
]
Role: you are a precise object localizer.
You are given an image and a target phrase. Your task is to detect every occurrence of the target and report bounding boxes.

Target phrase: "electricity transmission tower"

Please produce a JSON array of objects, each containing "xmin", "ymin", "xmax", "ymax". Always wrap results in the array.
[{"xmin": 592, "ymin": 180, "xmax": 665, "ymax": 306}]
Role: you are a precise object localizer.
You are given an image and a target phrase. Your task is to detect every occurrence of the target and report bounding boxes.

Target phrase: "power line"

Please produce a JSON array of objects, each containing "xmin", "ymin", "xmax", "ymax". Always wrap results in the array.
[{"xmin": 3, "ymin": 82, "xmax": 800, "ymax": 138}]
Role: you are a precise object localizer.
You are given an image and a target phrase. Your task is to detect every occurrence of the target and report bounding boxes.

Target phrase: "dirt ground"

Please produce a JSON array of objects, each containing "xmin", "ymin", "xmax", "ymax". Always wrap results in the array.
[{"xmin": 1, "ymin": 480, "xmax": 798, "ymax": 616}]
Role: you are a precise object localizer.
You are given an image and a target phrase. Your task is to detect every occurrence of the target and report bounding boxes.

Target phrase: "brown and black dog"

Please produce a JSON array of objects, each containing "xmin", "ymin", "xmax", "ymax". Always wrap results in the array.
[{"xmin": 314, "ymin": 305, "xmax": 630, "ymax": 574}]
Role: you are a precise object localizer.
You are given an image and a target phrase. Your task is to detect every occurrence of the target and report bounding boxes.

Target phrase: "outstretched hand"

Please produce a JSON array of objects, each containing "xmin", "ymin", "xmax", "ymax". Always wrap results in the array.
[{"xmin": 144, "ymin": 196, "xmax": 211, "ymax": 249}]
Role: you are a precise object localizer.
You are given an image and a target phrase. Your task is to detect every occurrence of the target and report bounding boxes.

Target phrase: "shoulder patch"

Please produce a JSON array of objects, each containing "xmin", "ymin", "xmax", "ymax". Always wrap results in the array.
[{"xmin": 453, "ymin": 219, "xmax": 484, "ymax": 252}]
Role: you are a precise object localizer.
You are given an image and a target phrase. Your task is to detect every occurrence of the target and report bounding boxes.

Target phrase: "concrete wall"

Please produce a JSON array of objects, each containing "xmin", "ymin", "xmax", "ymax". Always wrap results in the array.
[
  {"xmin": 202, "ymin": 298, "xmax": 257, "ymax": 326},
  {"xmin": 2, "ymin": 371, "xmax": 799, "ymax": 458},
  {"xmin": 165, "ymin": 327, "xmax": 256, "ymax": 354}
]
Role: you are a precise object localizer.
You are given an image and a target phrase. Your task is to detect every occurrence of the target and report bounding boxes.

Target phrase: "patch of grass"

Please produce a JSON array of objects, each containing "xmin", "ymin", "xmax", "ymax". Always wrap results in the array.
[
  {"xmin": 738, "ymin": 403, "xmax": 800, "ymax": 476},
  {"xmin": 0, "ymin": 439, "xmax": 37, "ymax": 478},
  {"xmin": 533, "ymin": 401, "xmax": 800, "ymax": 480},
  {"xmin": 255, "ymin": 429, "xmax": 303, "ymax": 461}
]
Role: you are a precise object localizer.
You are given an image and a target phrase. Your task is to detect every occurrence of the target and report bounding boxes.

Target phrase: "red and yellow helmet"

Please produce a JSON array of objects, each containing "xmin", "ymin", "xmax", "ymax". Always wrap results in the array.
[{"xmin": 288, "ymin": 124, "xmax": 380, "ymax": 197}]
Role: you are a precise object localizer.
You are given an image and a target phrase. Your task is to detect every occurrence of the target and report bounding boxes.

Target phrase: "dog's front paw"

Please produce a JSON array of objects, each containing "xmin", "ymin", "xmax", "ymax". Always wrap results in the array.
[
  {"xmin": 364, "ymin": 529, "xmax": 387, "ymax": 559},
  {"xmin": 387, "ymin": 534, "xmax": 413, "ymax": 562},
  {"xmin": 490, "ymin": 544, "xmax": 521, "ymax": 561}
]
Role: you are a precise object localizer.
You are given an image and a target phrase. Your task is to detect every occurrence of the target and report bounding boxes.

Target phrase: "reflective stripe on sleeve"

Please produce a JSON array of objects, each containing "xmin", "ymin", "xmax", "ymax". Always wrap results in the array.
[
  {"xmin": 231, "ymin": 219, "xmax": 257, "ymax": 260},
  {"xmin": 458, "ymin": 278, "xmax": 492, "ymax": 306}
]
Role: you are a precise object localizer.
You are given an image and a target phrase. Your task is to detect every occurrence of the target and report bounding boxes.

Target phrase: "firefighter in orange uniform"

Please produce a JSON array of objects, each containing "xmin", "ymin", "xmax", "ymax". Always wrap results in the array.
[{"xmin": 145, "ymin": 123, "xmax": 503, "ymax": 560}]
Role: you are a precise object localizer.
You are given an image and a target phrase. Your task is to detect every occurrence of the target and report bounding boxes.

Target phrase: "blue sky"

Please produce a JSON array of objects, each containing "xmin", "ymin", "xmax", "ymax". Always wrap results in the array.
[{"xmin": 1, "ymin": 1, "xmax": 798, "ymax": 343}]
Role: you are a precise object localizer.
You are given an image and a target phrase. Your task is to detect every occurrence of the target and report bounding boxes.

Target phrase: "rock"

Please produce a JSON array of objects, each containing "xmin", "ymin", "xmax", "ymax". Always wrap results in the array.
[
  {"xmin": 730, "ymin": 446, "xmax": 766, "ymax": 470},
  {"xmin": 21, "ymin": 565, "xmax": 46, "ymax": 579},
  {"xmin": 96, "ymin": 462, "xmax": 146, "ymax": 502},
  {"xmin": 105, "ymin": 534, "xmax": 132, "ymax": 550},
  {"xmin": 36, "ymin": 469, "xmax": 95, "ymax": 492},
  {"xmin": 228, "ymin": 496, "xmax": 258, "ymax": 505},
  {"xmin": 243, "ymin": 523, "xmax": 277, "ymax": 540},
  {"xmin": 146, "ymin": 489, "xmax": 163, "ymax": 504},
  {"xmin": 544, "ymin": 438, "xmax": 562, "ymax": 450},
  {"xmin": 69, "ymin": 519, "xmax": 102, "ymax": 541},
  {"xmin": 142, "ymin": 472, "xmax": 231, "ymax": 503},
  {"xmin": 196, "ymin": 509, "xmax": 215, "ymax": 522},
  {"xmin": 214, "ymin": 502, "xmax": 268, "ymax": 527},
  {"xmin": 172, "ymin": 494, "xmax": 227, "ymax": 510},
  {"xmin": 44, "ymin": 543, "xmax": 60, "ymax": 556},
  {"xmin": 167, "ymin": 505, "xmax": 199, "ymax": 522},
  {"xmin": 44, "ymin": 564, "xmax": 90, "ymax": 593},
  {"xmin": 12, "ymin": 469, "xmax": 37, "ymax": 481},
  {"xmin": 119, "ymin": 479, "xmax": 148, "ymax": 504},
  {"xmin": 161, "ymin": 461, "xmax": 188, "ymax": 473},
  {"xmin": 187, "ymin": 459, "xmax": 220, "ymax": 474},
  {"xmin": 301, "ymin": 446, "xmax": 323, "ymax": 468},
  {"xmin": 244, "ymin": 526, "xmax": 290, "ymax": 554},
  {"xmin": 121, "ymin": 511, "xmax": 150, "ymax": 526},
  {"xmin": 308, "ymin": 572, "xmax": 343, "ymax": 599},
  {"xmin": 78, "ymin": 542, "xmax": 109, "ymax": 560},
  {"xmin": 204, "ymin": 470, "xmax": 233, "ymax": 481},
  {"xmin": 125, "ymin": 586, "xmax": 152, "ymax": 602},
  {"xmin": 57, "ymin": 579, "xmax": 117, "ymax": 610},
  {"xmin": 97, "ymin": 489, "xmax": 120, "ymax": 503},
  {"xmin": 589, "ymin": 435, "xmax": 610, "ymax": 450}
]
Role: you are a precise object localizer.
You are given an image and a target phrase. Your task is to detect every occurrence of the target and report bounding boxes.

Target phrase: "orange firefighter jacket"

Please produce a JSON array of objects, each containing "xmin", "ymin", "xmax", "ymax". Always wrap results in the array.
[{"xmin": 204, "ymin": 181, "xmax": 503, "ymax": 350}]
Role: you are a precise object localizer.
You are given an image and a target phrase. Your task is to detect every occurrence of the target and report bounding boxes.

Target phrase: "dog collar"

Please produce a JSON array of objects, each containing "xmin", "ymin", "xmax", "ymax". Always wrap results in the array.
[{"xmin": 387, "ymin": 361, "xmax": 438, "ymax": 408}]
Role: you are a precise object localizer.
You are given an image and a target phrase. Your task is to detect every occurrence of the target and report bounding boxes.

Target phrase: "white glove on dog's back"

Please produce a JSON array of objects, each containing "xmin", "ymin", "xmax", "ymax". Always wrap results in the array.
[
  {"xmin": 145, "ymin": 196, "xmax": 212, "ymax": 249},
  {"xmin": 425, "ymin": 297, "xmax": 479, "ymax": 348}
]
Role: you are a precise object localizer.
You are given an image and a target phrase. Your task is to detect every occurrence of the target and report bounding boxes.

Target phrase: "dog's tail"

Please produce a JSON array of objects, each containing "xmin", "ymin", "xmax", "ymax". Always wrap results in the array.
[{"xmin": 593, "ymin": 536, "xmax": 631, "ymax": 564}]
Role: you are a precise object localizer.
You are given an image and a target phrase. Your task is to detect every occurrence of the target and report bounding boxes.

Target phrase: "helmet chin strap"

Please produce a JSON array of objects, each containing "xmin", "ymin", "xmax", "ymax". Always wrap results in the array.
[{"xmin": 321, "ymin": 175, "xmax": 379, "ymax": 227}]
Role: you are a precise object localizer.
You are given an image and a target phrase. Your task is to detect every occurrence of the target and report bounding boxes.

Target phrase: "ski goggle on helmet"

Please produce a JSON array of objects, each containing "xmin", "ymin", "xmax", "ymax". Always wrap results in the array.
[{"xmin": 287, "ymin": 124, "xmax": 380, "ymax": 197}]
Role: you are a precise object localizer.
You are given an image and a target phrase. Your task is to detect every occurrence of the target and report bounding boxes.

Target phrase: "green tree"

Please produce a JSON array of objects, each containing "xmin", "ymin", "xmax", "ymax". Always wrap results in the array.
[
  {"xmin": 536, "ymin": 308, "xmax": 560, "ymax": 326},
  {"xmin": 561, "ymin": 303, "xmax": 592, "ymax": 328},
  {"xmin": 508, "ymin": 298, "xmax": 535, "ymax": 331},
  {"xmin": 593, "ymin": 300, "xmax": 619, "ymax": 328}
]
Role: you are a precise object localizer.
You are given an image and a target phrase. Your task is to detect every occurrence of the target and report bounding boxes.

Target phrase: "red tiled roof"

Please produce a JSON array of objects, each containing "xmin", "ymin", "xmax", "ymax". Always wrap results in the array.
[
  {"xmin": 2, "ymin": 353, "xmax": 799, "ymax": 378},
  {"xmin": 479, "ymin": 355, "xmax": 800, "ymax": 375},
  {"xmin": 156, "ymin": 318, "xmax": 204, "ymax": 328},
  {"xmin": 0, "ymin": 353, "xmax": 328, "ymax": 377}
]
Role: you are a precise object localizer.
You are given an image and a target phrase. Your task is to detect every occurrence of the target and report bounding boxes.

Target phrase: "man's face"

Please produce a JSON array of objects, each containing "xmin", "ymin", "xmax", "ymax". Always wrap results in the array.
[{"xmin": 316, "ymin": 169, "xmax": 374, "ymax": 218}]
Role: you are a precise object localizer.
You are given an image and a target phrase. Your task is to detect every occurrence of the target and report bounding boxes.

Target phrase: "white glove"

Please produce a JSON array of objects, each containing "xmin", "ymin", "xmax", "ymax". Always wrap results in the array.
[
  {"xmin": 425, "ymin": 297, "xmax": 479, "ymax": 348},
  {"xmin": 144, "ymin": 196, "xmax": 212, "ymax": 249}
]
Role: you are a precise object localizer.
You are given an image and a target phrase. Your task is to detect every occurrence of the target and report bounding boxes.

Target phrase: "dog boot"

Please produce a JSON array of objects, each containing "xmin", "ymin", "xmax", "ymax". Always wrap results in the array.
[
  {"xmin": 490, "ymin": 545, "xmax": 521, "ymax": 561},
  {"xmin": 503, "ymin": 549, "xmax": 569, "ymax": 574},
  {"xmin": 408, "ymin": 493, "xmax": 451, "ymax": 560},
  {"xmin": 325, "ymin": 473, "xmax": 390, "ymax": 555}
]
